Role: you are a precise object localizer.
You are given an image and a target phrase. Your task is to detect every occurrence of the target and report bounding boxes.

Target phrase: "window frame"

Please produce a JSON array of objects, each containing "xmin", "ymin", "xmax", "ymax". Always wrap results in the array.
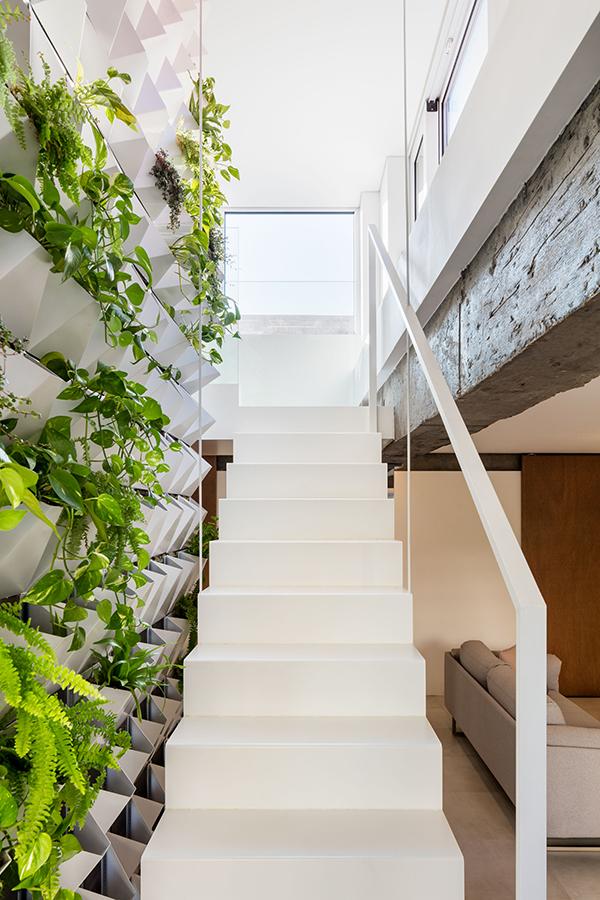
[
  {"xmin": 412, "ymin": 136, "xmax": 425, "ymax": 222},
  {"xmin": 440, "ymin": 0, "xmax": 488, "ymax": 154}
]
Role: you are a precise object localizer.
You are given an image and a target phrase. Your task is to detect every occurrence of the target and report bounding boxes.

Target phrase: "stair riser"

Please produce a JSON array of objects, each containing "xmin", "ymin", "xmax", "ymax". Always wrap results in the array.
[
  {"xmin": 210, "ymin": 542, "xmax": 403, "ymax": 587},
  {"xmin": 234, "ymin": 433, "xmax": 382, "ymax": 464},
  {"xmin": 142, "ymin": 858, "xmax": 464, "ymax": 900},
  {"xmin": 184, "ymin": 658, "xmax": 425, "ymax": 717},
  {"xmin": 226, "ymin": 464, "xmax": 388, "ymax": 499},
  {"xmin": 198, "ymin": 593, "xmax": 413, "ymax": 644},
  {"xmin": 218, "ymin": 499, "xmax": 395, "ymax": 540},
  {"xmin": 165, "ymin": 745, "xmax": 442, "ymax": 810},
  {"xmin": 237, "ymin": 406, "xmax": 370, "ymax": 433}
]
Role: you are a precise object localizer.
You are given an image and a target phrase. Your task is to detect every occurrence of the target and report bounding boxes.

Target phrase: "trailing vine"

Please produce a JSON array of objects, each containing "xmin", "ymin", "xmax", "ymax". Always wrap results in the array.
[{"xmin": 172, "ymin": 76, "xmax": 241, "ymax": 362}]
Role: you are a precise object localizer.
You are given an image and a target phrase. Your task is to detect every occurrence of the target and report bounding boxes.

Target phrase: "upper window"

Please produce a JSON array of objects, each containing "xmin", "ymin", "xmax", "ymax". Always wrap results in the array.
[
  {"xmin": 413, "ymin": 138, "xmax": 426, "ymax": 220},
  {"xmin": 224, "ymin": 212, "xmax": 355, "ymax": 331},
  {"xmin": 442, "ymin": 0, "xmax": 489, "ymax": 150}
]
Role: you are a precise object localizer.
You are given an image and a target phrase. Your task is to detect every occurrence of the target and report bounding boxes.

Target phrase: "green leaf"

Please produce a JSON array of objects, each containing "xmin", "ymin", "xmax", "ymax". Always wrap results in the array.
[
  {"xmin": 42, "ymin": 175, "xmax": 60, "ymax": 208},
  {"xmin": 62, "ymin": 603, "xmax": 88, "ymax": 623},
  {"xmin": 0, "ymin": 508, "xmax": 26, "ymax": 530},
  {"xmin": 45, "ymin": 221, "xmax": 76, "ymax": 247},
  {"xmin": 95, "ymin": 597, "xmax": 112, "ymax": 625},
  {"xmin": 18, "ymin": 831, "xmax": 52, "ymax": 879},
  {"xmin": 0, "ymin": 782, "xmax": 17, "ymax": 828},
  {"xmin": 60, "ymin": 833, "xmax": 81, "ymax": 864},
  {"xmin": 0, "ymin": 208, "xmax": 25, "ymax": 232},
  {"xmin": 21, "ymin": 489, "xmax": 59, "ymax": 535},
  {"xmin": 133, "ymin": 245, "xmax": 153, "ymax": 284},
  {"xmin": 25, "ymin": 570, "xmax": 74, "ymax": 606},
  {"xmin": 48, "ymin": 469, "xmax": 84, "ymax": 513},
  {"xmin": 64, "ymin": 242, "xmax": 84, "ymax": 280},
  {"xmin": 126, "ymin": 282, "xmax": 145, "ymax": 307},
  {"xmin": 5, "ymin": 461, "xmax": 37, "ymax": 488},
  {"xmin": 0, "ymin": 466, "xmax": 25, "ymax": 507},
  {"xmin": 90, "ymin": 429, "xmax": 115, "ymax": 449},
  {"xmin": 142, "ymin": 398, "xmax": 163, "ymax": 421},
  {"xmin": 95, "ymin": 493, "xmax": 125, "ymax": 525},
  {"xmin": 74, "ymin": 565, "xmax": 102, "ymax": 595},
  {"xmin": 68, "ymin": 625, "xmax": 86, "ymax": 652},
  {"xmin": 6, "ymin": 175, "xmax": 40, "ymax": 212}
]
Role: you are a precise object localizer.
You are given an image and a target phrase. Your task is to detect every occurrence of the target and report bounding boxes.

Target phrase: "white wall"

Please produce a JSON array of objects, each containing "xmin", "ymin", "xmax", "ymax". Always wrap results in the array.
[
  {"xmin": 238, "ymin": 334, "xmax": 361, "ymax": 407},
  {"xmin": 395, "ymin": 470, "xmax": 520, "ymax": 694}
]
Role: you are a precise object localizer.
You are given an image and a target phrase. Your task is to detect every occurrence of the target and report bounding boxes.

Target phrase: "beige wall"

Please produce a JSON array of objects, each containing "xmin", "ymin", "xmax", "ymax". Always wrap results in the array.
[{"xmin": 394, "ymin": 471, "xmax": 521, "ymax": 695}]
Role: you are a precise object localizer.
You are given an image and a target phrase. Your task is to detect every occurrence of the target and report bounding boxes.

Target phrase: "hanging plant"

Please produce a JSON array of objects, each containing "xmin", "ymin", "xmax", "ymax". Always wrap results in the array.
[
  {"xmin": 172, "ymin": 76, "xmax": 241, "ymax": 361},
  {"xmin": 3, "ymin": 353, "xmax": 179, "ymax": 644},
  {"xmin": 11, "ymin": 60, "xmax": 135, "ymax": 203},
  {"xmin": 150, "ymin": 148, "xmax": 185, "ymax": 231}
]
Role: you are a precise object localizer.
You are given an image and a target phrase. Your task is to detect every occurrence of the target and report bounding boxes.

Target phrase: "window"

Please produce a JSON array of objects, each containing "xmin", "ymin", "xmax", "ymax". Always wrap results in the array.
[
  {"xmin": 224, "ymin": 212, "xmax": 355, "ymax": 328},
  {"xmin": 442, "ymin": 0, "xmax": 488, "ymax": 150},
  {"xmin": 413, "ymin": 138, "xmax": 426, "ymax": 220}
]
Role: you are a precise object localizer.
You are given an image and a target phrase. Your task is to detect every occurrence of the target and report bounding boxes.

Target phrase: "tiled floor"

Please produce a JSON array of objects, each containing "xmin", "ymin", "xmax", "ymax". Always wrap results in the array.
[{"xmin": 427, "ymin": 696, "xmax": 600, "ymax": 899}]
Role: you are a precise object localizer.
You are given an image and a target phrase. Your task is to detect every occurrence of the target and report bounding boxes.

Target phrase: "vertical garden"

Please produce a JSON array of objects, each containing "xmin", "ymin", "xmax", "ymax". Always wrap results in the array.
[{"xmin": 0, "ymin": 2, "xmax": 238, "ymax": 898}]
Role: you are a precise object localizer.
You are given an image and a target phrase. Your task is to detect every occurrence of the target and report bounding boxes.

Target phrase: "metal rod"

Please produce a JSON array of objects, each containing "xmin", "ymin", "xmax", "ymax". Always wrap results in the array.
[
  {"xmin": 401, "ymin": 0, "xmax": 413, "ymax": 594},
  {"xmin": 368, "ymin": 237, "xmax": 377, "ymax": 432}
]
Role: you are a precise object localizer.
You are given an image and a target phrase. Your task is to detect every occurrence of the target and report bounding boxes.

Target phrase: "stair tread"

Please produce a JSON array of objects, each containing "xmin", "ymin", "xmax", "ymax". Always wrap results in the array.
[
  {"xmin": 187, "ymin": 643, "xmax": 422, "ymax": 662},
  {"xmin": 200, "ymin": 586, "xmax": 410, "ymax": 596},
  {"xmin": 144, "ymin": 809, "xmax": 462, "ymax": 860},
  {"xmin": 168, "ymin": 715, "xmax": 439, "ymax": 747}
]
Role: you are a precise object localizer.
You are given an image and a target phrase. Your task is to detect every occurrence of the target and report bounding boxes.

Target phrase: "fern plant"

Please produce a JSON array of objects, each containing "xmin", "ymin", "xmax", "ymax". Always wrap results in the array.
[{"xmin": 0, "ymin": 603, "xmax": 129, "ymax": 899}]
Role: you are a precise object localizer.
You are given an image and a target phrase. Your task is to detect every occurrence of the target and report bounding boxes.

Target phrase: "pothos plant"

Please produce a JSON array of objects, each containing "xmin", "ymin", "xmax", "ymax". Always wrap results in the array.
[
  {"xmin": 172, "ymin": 76, "xmax": 241, "ymax": 363},
  {"xmin": 4, "ymin": 353, "xmax": 177, "ymax": 644},
  {"xmin": 0, "ymin": 30, "xmax": 180, "ymax": 380}
]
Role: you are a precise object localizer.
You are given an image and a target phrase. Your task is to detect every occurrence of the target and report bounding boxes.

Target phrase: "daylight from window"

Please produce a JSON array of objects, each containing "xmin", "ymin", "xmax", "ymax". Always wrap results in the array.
[
  {"xmin": 225, "ymin": 212, "xmax": 355, "ymax": 317},
  {"xmin": 443, "ymin": 0, "xmax": 489, "ymax": 146}
]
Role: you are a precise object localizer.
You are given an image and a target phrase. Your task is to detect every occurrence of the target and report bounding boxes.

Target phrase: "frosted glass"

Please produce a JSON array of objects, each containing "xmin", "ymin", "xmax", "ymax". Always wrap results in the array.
[{"xmin": 225, "ymin": 212, "xmax": 355, "ymax": 316}]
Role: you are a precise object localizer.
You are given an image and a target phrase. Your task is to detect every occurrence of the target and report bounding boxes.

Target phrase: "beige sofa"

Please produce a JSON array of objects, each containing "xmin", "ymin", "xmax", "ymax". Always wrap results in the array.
[{"xmin": 444, "ymin": 640, "xmax": 600, "ymax": 843}]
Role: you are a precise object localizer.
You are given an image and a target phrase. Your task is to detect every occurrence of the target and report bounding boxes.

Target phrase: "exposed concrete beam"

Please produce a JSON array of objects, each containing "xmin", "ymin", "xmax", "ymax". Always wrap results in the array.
[
  {"xmin": 381, "ymin": 80, "xmax": 600, "ymax": 460},
  {"xmin": 387, "ymin": 453, "xmax": 522, "ymax": 472}
]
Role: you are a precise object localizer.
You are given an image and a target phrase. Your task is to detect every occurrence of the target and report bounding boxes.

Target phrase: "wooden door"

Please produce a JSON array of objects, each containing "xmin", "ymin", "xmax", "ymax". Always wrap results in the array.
[{"xmin": 522, "ymin": 455, "xmax": 600, "ymax": 696}]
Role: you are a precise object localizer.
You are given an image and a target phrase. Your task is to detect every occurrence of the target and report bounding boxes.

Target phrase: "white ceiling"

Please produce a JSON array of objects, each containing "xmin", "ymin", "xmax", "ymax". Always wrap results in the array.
[
  {"xmin": 447, "ymin": 375, "xmax": 600, "ymax": 454},
  {"xmin": 202, "ymin": 0, "xmax": 447, "ymax": 208}
]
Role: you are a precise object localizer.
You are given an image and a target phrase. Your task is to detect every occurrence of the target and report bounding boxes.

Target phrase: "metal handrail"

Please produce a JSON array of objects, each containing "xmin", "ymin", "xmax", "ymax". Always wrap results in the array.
[{"xmin": 367, "ymin": 223, "xmax": 547, "ymax": 899}]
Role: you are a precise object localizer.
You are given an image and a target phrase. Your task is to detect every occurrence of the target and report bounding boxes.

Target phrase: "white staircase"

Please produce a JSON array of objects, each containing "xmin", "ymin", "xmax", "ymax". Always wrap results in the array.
[{"xmin": 141, "ymin": 406, "xmax": 464, "ymax": 899}]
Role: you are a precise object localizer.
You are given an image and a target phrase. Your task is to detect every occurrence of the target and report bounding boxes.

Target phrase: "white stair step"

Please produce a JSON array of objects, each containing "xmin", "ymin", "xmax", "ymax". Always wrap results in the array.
[
  {"xmin": 234, "ymin": 432, "xmax": 382, "ymax": 463},
  {"xmin": 237, "ymin": 406, "xmax": 371, "ymax": 433},
  {"xmin": 198, "ymin": 587, "xmax": 412, "ymax": 644},
  {"xmin": 218, "ymin": 498, "xmax": 395, "ymax": 540},
  {"xmin": 165, "ymin": 716, "xmax": 441, "ymax": 810},
  {"xmin": 141, "ymin": 809, "xmax": 464, "ymax": 900},
  {"xmin": 226, "ymin": 463, "xmax": 388, "ymax": 499},
  {"xmin": 183, "ymin": 643, "xmax": 425, "ymax": 717},
  {"xmin": 210, "ymin": 540, "xmax": 403, "ymax": 587}
]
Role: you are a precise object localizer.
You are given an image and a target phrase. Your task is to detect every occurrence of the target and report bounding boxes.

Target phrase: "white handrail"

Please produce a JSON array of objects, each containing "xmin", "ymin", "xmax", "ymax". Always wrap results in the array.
[{"xmin": 367, "ymin": 224, "xmax": 547, "ymax": 900}]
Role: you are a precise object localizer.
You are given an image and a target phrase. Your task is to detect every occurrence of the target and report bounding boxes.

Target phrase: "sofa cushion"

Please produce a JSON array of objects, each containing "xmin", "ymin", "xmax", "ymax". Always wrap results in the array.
[
  {"xmin": 550, "ymin": 692, "xmax": 600, "ymax": 729},
  {"xmin": 487, "ymin": 663, "xmax": 516, "ymax": 717},
  {"xmin": 547, "ymin": 654, "xmax": 562, "ymax": 692},
  {"xmin": 460, "ymin": 640, "xmax": 504, "ymax": 687},
  {"xmin": 498, "ymin": 644, "xmax": 562, "ymax": 692},
  {"xmin": 547, "ymin": 694, "xmax": 566, "ymax": 725}
]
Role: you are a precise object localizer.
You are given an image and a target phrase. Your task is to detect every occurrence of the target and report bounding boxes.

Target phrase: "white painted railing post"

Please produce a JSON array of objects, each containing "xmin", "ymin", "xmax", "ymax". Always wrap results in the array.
[
  {"xmin": 368, "ymin": 237, "xmax": 377, "ymax": 432},
  {"xmin": 366, "ymin": 223, "xmax": 547, "ymax": 900}
]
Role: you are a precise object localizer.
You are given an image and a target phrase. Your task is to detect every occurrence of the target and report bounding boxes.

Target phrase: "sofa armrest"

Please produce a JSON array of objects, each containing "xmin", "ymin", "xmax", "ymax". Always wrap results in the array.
[{"xmin": 548, "ymin": 724, "xmax": 600, "ymax": 750}]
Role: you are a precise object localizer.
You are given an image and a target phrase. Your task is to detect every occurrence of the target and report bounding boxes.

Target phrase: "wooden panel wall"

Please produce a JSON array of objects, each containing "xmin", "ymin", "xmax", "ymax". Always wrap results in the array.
[{"xmin": 522, "ymin": 455, "xmax": 600, "ymax": 696}]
